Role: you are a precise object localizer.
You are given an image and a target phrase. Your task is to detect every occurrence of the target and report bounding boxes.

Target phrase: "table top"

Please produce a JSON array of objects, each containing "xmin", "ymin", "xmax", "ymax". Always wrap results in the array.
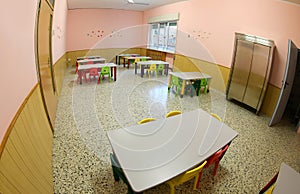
[
  {"xmin": 136, "ymin": 60, "xmax": 169, "ymax": 65},
  {"xmin": 77, "ymin": 55, "xmax": 101, "ymax": 60},
  {"xmin": 78, "ymin": 63, "xmax": 117, "ymax": 70},
  {"xmin": 124, "ymin": 56, "xmax": 151, "ymax": 60},
  {"xmin": 273, "ymin": 163, "xmax": 300, "ymax": 194},
  {"xmin": 77, "ymin": 58, "xmax": 106, "ymax": 63},
  {"xmin": 117, "ymin": 54, "xmax": 139, "ymax": 57},
  {"xmin": 170, "ymin": 72, "xmax": 212, "ymax": 80},
  {"xmin": 107, "ymin": 109, "xmax": 238, "ymax": 192}
]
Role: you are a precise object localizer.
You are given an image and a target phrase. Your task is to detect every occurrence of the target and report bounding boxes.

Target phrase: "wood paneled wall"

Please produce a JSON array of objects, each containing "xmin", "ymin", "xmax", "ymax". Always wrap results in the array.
[{"xmin": 0, "ymin": 85, "xmax": 54, "ymax": 194}]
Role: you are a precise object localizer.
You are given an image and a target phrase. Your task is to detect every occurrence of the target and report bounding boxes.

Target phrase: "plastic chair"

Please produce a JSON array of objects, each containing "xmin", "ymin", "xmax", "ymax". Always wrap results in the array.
[
  {"xmin": 110, "ymin": 153, "xmax": 136, "ymax": 194},
  {"xmin": 169, "ymin": 76, "xmax": 181, "ymax": 96},
  {"xmin": 138, "ymin": 118, "xmax": 155, "ymax": 124},
  {"xmin": 88, "ymin": 68, "xmax": 99, "ymax": 83},
  {"xmin": 259, "ymin": 172, "xmax": 278, "ymax": 194},
  {"xmin": 146, "ymin": 64, "xmax": 157, "ymax": 78},
  {"xmin": 200, "ymin": 78, "xmax": 208, "ymax": 94},
  {"xmin": 76, "ymin": 70, "xmax": 87, "ymax": 84},
  {"xmin": 166, "ymin": 160, "xmax": 207, "ymax": 194},
  {"xmin": 196, "ymin": 145, "xmax": 229, "ymax": 188},
  {"xmin": 156, "ymin": 64, "xmax": 165, "ymax": 75},
  {"xmin": 166, "ymin": 110, "xmax": 182, "ymax": 118},
  {"xmin": 99, "ymin": 66, "xmax": 111, "ymax": 83},
  {"xmin": 210, "ymin": 113, "xmax": 222, "ymax": 121}
]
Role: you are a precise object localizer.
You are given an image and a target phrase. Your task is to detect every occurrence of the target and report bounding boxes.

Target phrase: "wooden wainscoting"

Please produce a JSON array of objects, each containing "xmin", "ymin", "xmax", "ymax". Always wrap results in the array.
[
  {"xmin": 0, "ymin": 84, "xmax": 53, "ymax": 194},
  {"xmin": 54, "ymin": 54, "xmax": 67, "ymax": 96}
]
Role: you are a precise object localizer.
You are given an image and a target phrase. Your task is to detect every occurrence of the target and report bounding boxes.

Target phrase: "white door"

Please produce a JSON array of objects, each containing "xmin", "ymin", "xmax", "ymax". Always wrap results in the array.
[{"xmin": 269, "ymin": 40, "xmax": 299, "ymax": 126}]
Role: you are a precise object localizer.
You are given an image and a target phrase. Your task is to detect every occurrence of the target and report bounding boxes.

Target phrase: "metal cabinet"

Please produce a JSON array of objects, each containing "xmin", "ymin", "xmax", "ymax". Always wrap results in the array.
[{"xmin": 226, "ymin": 33, "xmax": 275, "ymax": 114}]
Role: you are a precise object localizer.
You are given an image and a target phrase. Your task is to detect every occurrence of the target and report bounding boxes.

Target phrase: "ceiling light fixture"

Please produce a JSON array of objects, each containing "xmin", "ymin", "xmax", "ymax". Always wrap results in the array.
[{"xmin": 128, "ymin": 0, "xmax": 135, "ymax": 3}]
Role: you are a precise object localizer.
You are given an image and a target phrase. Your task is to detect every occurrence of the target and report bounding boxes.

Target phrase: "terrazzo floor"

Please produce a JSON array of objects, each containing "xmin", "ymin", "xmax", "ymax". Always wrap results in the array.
[{"xmin": 52, "ymin": 66, "xmax": 300, "ymax": 194}]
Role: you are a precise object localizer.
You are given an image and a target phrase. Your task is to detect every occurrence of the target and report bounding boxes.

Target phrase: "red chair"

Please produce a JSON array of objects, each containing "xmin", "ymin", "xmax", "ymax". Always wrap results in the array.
[
  {"xmin": 196, "ymin": 144, "xmax": 229, "ymax": 188},
  {"xmin": 88, "ymin": 68, "xmax": 99, "ymax": 83}
]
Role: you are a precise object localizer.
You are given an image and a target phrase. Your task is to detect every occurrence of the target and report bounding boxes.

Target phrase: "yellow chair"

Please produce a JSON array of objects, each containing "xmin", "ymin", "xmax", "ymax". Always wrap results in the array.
[
  {"xmin": 166, "ymin": 110, "xmax": 182, "ymax": 118},
  {"xmin": 138, "ymin": 118, "xmax": 155, "ymax": 124},
  {"xmin": 146, "ymin": 64, "xmax": 157, "ymax": 78},
  {"xmin": 166, "ymin": 161, "xmax": 207, "ymax": 194},
  {"xmin": 210, "ymin": 113, "xmax": 222, "ymax": 121}
]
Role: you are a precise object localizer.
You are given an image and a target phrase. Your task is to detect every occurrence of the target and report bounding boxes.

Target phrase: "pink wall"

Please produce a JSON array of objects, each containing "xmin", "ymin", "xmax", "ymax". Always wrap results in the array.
[
  {"xmin": 52, "ymin": 0, "xmax": 68, "ymax": 62},
  {"xmin": 67, "ymin": 9, "xmax": 143, "ymax": 51},
  {"xmin": 0, "ymin": 0, "xmax": 38, "ymax": 142},
  {"xmin": 0, "ymin": 0, "xmax": 68, "ymax": 143},
  {"xmin": 143, "ymin": 0, "xmax": 300, "ymax": 88}
]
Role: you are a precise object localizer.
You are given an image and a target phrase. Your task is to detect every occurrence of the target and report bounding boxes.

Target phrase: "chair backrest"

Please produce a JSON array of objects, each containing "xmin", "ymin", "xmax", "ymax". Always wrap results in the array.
[
  {"xmin": 206, "ymin": 145, "xmax": 229, "ymax": 166},
  {"xmin": 157, "ymin": 64, "xmax": 165, "ymax": 70},
  {"xmin": 170, "ymin": 160, "xmax": 207, "ymax": 185},
  {"xmin": 166, "ymin": 110, "xmax": 182, "ymax": 118},
  {"xmin": 210, "ymin": 113, "xmax": 222, "ymax": 121},
  {"xmin": 138, "ymin": 118, "xmax": 156, "ymax": 124},
  {"xmin": 200, "ymin": 78, "xmax": 207, "ymax": 86},
  {"xmin": 149, "ymin": 64, "xmax": 157, "ymax": 70},
  {"xmin": 134, "ymin": 58, "xmax": 140, "ymax": 63},
  {"xmin": 171, "ymin": 76, "xmax": 180, "ymax": 85},
  {"xmin": 87, "ymin": 61, "xmax": 94, "ymax": 64},
  {"xmin": 101, "ymin": 66, "xmax": 110, "ymax": 74},
  {"xmin": 89, "ymin": 68, "xmax": 98, "ymax": 76}
]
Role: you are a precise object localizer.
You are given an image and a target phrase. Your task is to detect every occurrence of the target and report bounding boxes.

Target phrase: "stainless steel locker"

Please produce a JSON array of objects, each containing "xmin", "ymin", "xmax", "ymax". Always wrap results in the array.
[{"xmin": 226, "ymin": 33, "xmax": 275, "ymax": 114}]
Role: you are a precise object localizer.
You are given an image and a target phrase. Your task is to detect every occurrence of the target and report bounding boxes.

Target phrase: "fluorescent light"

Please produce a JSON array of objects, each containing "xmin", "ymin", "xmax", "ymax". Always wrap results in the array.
[{"xmin": 128, "ymin": 0, "xmax": 135, "ymax": 3}]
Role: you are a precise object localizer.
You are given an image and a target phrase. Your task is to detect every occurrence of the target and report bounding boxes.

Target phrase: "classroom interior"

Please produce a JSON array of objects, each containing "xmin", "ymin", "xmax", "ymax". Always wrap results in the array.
[{"xmin": 1, "ymin": 0, "xmax": 300, "ymax": 193}]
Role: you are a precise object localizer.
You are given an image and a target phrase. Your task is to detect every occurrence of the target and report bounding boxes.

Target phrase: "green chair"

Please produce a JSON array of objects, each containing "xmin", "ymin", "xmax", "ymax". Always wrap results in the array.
[
  {"xmin": 99, "ymin": 66, "xmax": 111, "ymax": 83},
  {"xmin": 200, "ymin": 78, "xmax": 208, "ymax": 94},
  {"xmin": 156, "ymin": 64, "xmax": 165, "ymax": 75},
  {"xmin": 169, "ymin": 76, "xmax": 181, "ymax": 97},
  {"xmin": 110, "ymin": 153, "xmax": 136, "ymax": 194}
]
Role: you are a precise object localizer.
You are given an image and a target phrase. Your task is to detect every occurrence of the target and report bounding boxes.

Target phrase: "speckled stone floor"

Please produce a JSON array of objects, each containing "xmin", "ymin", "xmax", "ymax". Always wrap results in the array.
[{"xmin": 52, "ymin": 66, "xmax": 300, "ymax": 194}]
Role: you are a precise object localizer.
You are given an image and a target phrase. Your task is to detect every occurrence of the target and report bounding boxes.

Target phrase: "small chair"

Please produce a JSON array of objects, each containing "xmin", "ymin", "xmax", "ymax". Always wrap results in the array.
[
  {"xmin": 166, "ymin": 110, "xmax": 182, "ymax": 118},
  {"xmin": 146, "ymin": 64, "xmax": 157, "ymax": 78},
  {"xmin": 156, "ymin": 64, "xmax": 165, "ymax": 75},
  {"xmin": 169, "ymin": 76, "xmax": 181, "ymax": 97},
  {"xmin": 88, "ymin": 68, "xmax": 99, "ymax": 83},
  {"xmin": 99, "ymin": 66, "xmax": 111, "ymax": 84},
  {"xmin": 166, "ymin": 160, "xmax": 207, "ymax": 194},
  {"xmin": 259, "ymin": 172, "xmax": 278, "ymax": 194},
  {"xmin": 199, "ymin": 78, "xmax": 208, "ymax": 94},
  {"xmin": 76, "ymin": 70, "xmax": 87, "ymax": 84},
  {"xmin": 210, "ymin": 113, "xmax": 222, "ymax": 121},
  {"xmin": 110, "ymin": 153, "xmax": 136, "ymax": 194},
  {"xmin": 196, "ymin": 145, "xmax": 229, "ymax": 188},
  {"xmin": 138, "ymin": 118, "xmax": 155, "ymax": 124}
]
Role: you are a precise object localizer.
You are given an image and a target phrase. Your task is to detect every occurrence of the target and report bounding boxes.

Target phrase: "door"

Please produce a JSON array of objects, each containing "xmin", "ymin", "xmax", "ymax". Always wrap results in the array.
[
  {"xmin": 269, "ymin": 40, "xmax": 299, "ymax": 126},
  {"xmin": 36, "ymin": 0, "xmax": 57, "ymax": 128}
]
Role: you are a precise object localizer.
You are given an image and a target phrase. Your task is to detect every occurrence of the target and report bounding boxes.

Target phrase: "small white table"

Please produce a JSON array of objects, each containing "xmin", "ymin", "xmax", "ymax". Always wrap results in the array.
[
  {"xmin": 116, "ymin": 54, "xmax": 139, "ymax": 65},
  {"xmin": 123, "ymin": 56, "xmax": 151, "ymax": 69},
  {"xmin": 77, "ymin": 55, "xmax": 101, "ymax": 60},
  {"xmin": 135, "ymin": 60, "xmax": 169, "ymax": 77},
  {"xmin": 169, "ymin": 72, "xmax": 212, "ymax": 97},
  {"xmin": 273, "ymin": 163, "xmax": 300, "ymax": 194},
  {"xmin": 77, "ymin": 63, "xmax": 117, "ymax": 84},
  {"xmin": 77, "ymin": 58, "xmax": 106, "ymax": 64},
  {"xmin": 107, "ymin": 109, "xmax": 238, "ymax": 192}
]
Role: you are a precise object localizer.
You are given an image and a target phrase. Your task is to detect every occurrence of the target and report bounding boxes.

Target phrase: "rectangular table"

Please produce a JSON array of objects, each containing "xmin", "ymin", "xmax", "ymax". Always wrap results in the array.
[
  {"xmin": 168, "ymin": 72, "xmax": 212, "ymax": 97},
  {"xmin": 77, "ymin": 55, "xmax": 101, "ymax": 61},
  {"xmin": 76, "ymin": 58, "xmax": 106, "ymax": 73},
  {"xmin": 77, "ymin": 63, "xmax": 117, "ymax": 84},
  {"xmin": 107, "ymin": 109, "xmax": 238, "ymax": 192},
  {"xmin": 123, "ymin": 56, "xmax": 151, "ymax": 69},
  {"xmin": 135, "ymin": 60, "xmax": 169, "ymax": 77},
  {"xmin": 116, "ymin": 54, "xmax": 139, "ymax": 65}
]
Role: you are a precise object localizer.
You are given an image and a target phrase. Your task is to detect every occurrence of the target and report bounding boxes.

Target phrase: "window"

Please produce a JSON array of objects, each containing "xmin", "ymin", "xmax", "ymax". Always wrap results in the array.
[{"xmin": 148, "ymin": 21, "xmax": 177, "ymax": 53}]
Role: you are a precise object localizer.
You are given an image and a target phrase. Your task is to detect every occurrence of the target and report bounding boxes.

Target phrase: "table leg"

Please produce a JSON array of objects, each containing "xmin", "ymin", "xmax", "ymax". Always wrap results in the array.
[
  {"xmin": 135, "ymin": 63, "xmax": 137, "ymax": 74},
  {"xmin": 180, "ymin": 80, "xmax": 186, "ymax": 98},
  {"xmin": 113, "ymin": 67, "xmax": 117, "ymax": 81},
  {"xmin": 123, "ymin": 58, "xmax": 126, "ymax": 68},
  {"xmin": 128, "ymin": 60, "xmax": 130, "ymax": 69},
  {"xmin": 165, "ymin": 64, "xmax": 169, "ymax": 76},
  {"xmin": 141, "ymin": 66, "xmax": 144, "ymax": 77}
]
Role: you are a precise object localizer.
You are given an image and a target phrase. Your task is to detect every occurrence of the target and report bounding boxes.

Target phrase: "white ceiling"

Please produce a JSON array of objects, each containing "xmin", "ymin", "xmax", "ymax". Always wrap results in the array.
[{"xmin": 67, "ymin": 0, "xmax": 188, "ymax": 11}]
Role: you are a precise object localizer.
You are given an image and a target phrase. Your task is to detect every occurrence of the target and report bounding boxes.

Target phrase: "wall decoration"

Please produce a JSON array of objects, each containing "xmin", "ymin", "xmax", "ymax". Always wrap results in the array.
[
  {"xmin": 87, "ymin": 28, "xmax": 105, "ymax": 38},
  {"xmin": 190, "ymin": 30, "xmax": 212, "ymax": 40}
]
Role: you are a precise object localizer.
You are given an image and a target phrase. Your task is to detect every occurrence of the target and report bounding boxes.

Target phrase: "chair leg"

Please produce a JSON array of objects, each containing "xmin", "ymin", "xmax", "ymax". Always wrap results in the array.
[
  {"xmin": 196, "ymin": 171, "xmax": 203, "ymax": 189},
  {"xmin": 213, "ymin": 160, "xmax": 220, "ymax": 176},
  {"xmin": 167, "ymin": 183, "xmax": 175, "ymax": 194},
  {"xmin": 112, "ymin": 167, "xmax": 120, "ymax": 181}
]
